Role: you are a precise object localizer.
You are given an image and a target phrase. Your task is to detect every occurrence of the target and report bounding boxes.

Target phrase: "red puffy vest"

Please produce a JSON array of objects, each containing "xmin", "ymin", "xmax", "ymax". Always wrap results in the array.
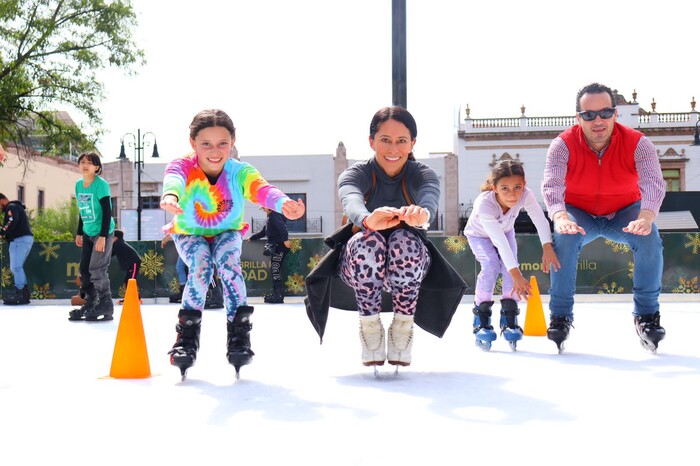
[{"xmin": 560, "ymin": 123, "xmax": 643, "ymax": 216}]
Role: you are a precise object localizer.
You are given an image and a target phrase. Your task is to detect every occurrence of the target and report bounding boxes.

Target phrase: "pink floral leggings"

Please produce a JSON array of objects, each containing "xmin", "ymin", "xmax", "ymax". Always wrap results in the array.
[{"xmin": 339, "ymin": 229, "xmax": 430, "ymax": 316}]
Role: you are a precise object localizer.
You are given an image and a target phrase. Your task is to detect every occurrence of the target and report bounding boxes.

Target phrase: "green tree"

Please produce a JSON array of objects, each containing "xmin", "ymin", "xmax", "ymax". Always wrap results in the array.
[
  {"xmin": 29, "ymin": 198, "xmax": 80, "ymax": 241},
  {"xmin": 0, "ymin": 0, "xmax": 144, "ymax": 156}
]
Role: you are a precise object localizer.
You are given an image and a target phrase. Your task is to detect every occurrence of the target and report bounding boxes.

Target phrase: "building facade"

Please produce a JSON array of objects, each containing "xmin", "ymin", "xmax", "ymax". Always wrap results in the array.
[{"xmin": 4, "ymin": 90, "xmax": 699, "ymax": 238}]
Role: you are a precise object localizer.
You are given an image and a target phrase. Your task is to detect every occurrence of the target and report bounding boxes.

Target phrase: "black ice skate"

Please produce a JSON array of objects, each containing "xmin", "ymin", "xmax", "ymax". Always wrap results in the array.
[
  {"xmin": 204, "ymin": 280, "xmax": 223, "ymax": 309},
  {"xmin": 3, "ymin": 285, "xmax": 30, "ymax": 305},
  {"xmin": 169, "ymin": 284, "xmax": 184, "ymax": 304},
  {"xmin": 547, "ymin": 315, "xmax": 573, "ymax": 354},
  {"xmin": 83, "ymin": 292, "xmax": 114, "ymax": 322},
  {"xmin": 634, "ymin": 312, "xmax": 665, "ymax": 353},
  {"xmin": 68, "ymin": 285, "xmax": 98, "ymax": 321},
  {"xmin": 227, "ymin": 306, "xmax": 255, "ymax": 380},
  {"xmin": 168, "ymin": 309, "xmax": 202, "ymax": 380}
]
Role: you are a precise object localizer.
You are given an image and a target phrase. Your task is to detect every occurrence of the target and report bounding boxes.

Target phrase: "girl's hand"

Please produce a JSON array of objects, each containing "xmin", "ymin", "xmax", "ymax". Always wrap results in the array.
[
  {"xmin": 75, "ymin": 235, "xmax": 83, "ymax": 247},
  {"xmin": 284, "ymin": 240, "xmax": 291, "ymax": 248},
  {"xmin": 509, "ymin": 268, "xmax": 531, "ymax": 301},
  {"xmin": 541, "ymin": 243, "xmax": 560, "ymax": 273},
  {"xmin": 160, "ymin": 195, "xmax": 183, "ymax": 215},
  {"xmin": 95, "ymin": 236, "xmax": 106, "ymax": 253},
  {"xmin": 396, "ymin": 204, "xmax": 430, "ymax": 228},
  {"xmin": 282, "ymin": 198, "xmax": 306, "ymax": 220}
]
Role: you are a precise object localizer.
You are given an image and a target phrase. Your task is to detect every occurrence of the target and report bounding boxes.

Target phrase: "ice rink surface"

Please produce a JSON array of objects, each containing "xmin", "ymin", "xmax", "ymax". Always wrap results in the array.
[{"xmin": 1, "ymin": 295, "xmax": 698, "ymax": 466}]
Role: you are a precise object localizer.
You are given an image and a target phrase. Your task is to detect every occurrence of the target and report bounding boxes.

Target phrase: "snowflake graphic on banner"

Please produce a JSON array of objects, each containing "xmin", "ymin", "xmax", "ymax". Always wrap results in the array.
[
  {"xmin": 683, "ymin": 233, "xmax": 700, "ymax": 254},
  {"xmin": 140, "ymin": 249, "xmax": 164, "ymax": 279},
  {"xmin": 39, "ymin": 242, "xmax": 60, "ymax": 262}
]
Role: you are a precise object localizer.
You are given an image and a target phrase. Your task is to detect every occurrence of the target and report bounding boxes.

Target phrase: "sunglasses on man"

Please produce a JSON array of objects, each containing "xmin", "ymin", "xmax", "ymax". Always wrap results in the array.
[{"xmin": 577, "ymin": 108, "xmax": 616, "ymax": 121}]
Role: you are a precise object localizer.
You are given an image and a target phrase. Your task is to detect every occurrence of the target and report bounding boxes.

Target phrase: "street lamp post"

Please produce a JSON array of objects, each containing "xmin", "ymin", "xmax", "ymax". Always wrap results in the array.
[{"xmin": 118, "ymin": 129, "xmax": 159, "ymax": 240}]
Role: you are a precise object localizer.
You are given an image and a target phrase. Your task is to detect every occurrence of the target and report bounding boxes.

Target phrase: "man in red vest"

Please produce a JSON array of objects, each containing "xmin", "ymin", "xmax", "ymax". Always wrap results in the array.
[{"xmin": 541, "ymin": 82, "xmax": 666, "ymax": 353}]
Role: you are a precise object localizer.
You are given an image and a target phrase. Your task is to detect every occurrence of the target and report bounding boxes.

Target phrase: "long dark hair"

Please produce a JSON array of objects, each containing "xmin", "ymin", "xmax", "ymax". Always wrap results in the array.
[
  {"xmin": 369, "ymin": 106, "xmax": 417, "ymax": 161},
  {"xmin": 189, "ymin": 109, "xmax": 236, "ymax": 139},
  {"xmin": 481, "ymin": 160, "xmax": 525, "ymax": 192}
]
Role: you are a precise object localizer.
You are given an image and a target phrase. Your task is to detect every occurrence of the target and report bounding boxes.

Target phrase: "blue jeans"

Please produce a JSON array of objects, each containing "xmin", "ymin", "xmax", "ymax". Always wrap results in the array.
[
  {"xmin": 549, "ymin": 202, "xmax": 663, "ymax": 319},
  {"xmin": 9, "ymin": 235, "xmax": 34, "ymax": 289},
  {"xmin": 176, "ymin": 256, "xmax": 188, "ymax": 284}
]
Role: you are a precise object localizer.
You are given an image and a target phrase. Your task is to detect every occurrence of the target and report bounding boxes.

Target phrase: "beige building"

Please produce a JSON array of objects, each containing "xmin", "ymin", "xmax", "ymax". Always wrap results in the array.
[{"xmin": 0, "ymin": 147, "xmax": 80, "ymax": 213}]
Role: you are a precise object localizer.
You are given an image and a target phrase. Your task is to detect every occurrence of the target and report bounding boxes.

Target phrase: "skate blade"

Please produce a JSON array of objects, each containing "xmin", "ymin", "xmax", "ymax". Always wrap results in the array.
[
  {"xmin": 639, "ymin": 338, "xmax": 659, "ymax": 354},
  {"xmin": 475, "ymin": 339, "xmax": 492, "ymax": 351},
  {"xmin": 508, "ymin": 340, "xmax": 518, "ymax": 351},
  {"xmin": 372, "ymin": 366, "xmax": 401, "ymax": 378},
  {"xmin": 556, "ymin": 341, "xmax": 566, "ymax": 354},
  {"xmin": 84, "ymin": 315, "xmax": 114, "ymax": 322}
]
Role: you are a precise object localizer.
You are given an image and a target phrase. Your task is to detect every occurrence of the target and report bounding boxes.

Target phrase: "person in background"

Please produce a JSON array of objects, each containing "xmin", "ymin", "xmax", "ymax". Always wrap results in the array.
[
  {"xmin": 541, "ymin": 82, "xmax": 666, "ymax": 353},
  {"xmin": 249, "ymin": 207, "xmax": 291, "ymax": 304},
  {"xmin": 162, "ymin": 233, "xmax": 188, "ymax": 303},
  {"xmin": 464, "ymin": 160, "xmax": 559, "ymax": 351},
  {"xmin": 160, "ymin": 108, "xmax": 305, "ymax": 379},
  {"xmin": 0, "ymin": 192, "xmax": 34, "ymax": 305},
  {"xmin": 112, "ymin": 229, "xmax": 142, "ymax": 305},
  {"xmin": 68, "ymin": 151, "xmax": 115, "ymax": 322}
]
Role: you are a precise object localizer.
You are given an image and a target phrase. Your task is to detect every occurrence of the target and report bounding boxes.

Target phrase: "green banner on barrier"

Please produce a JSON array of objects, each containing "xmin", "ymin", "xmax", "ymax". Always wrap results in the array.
[{"xmin": 1, "ymin": 233, "xmax": 699, "ymax": 300}]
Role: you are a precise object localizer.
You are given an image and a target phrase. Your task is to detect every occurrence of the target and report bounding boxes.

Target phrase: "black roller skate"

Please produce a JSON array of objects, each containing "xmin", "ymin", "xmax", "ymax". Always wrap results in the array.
[
  {"xmin": 547, "ymin": 315, "xmax": 573, "ymax": 354},
  {"xmin": 499, "ymin": 298, "xmax": 523, "ymax": 351},
  {"xmin": 473, "ymin": 301, "xmax": 497, "ymax": 351},
  {"xmin": 634, "ymin": 312, "xmax": 665, "ymax": 353},
  {"xmin": 68, "ymin": 285, "xmax": 98, "ymax": 321},
  {"xmin": 168, "ymin": 309, "xmax": 202, "ymax": 380},
  {"xmin": 227, "ymin": 306, "xmax": 255, "ymax": 380}
]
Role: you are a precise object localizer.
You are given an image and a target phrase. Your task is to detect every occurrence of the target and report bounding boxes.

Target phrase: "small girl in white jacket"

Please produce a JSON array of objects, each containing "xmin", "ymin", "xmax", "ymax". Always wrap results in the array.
[{"xmin": 464, "ymin": 160, "xmax": 559, "ymax": 350}]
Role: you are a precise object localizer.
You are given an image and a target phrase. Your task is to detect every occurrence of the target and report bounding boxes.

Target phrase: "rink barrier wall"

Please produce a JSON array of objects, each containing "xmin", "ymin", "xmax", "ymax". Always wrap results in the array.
[{"xmin": 1, "ymin": 233, "xmax": 699, "ymax": 300}]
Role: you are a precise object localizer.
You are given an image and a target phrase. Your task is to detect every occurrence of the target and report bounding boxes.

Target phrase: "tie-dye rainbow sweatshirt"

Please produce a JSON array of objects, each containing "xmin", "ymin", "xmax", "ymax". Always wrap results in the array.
[{"xmin": 161, "ymin": 153, "xmax": 290, "ymax": 237}]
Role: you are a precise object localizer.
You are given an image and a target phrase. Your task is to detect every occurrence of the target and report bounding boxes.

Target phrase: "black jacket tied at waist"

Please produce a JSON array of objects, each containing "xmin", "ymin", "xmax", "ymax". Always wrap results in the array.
[{"xmin": 303, "ymin": 222, "xmax": 467, "ymax": 343}]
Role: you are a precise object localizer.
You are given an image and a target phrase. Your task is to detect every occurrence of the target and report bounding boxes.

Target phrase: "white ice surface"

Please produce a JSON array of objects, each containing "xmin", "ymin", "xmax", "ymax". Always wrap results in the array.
[{"xmin": 1, "ymin": 296, "xmax": 698, "ymax": 466}]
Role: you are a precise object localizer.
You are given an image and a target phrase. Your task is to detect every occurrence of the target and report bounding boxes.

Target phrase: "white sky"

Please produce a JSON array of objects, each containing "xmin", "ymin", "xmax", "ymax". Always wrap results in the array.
[
  {"xmin": 1, "ymin": 298, "xmax": 698, "ymax": 465},
  {"xmin": 91, "ymin": 0, "xmax": 699, "ymax": 162}
]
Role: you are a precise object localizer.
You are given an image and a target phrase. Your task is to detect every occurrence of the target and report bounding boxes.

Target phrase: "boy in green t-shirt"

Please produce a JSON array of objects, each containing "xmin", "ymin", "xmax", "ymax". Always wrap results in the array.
[{"xmin": 69, "ymin": 152, "xmax": 116, "ymax": 322}]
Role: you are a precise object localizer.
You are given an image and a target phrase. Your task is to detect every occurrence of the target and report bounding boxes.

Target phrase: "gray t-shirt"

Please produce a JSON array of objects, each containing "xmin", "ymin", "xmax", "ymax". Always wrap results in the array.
[{"xmin": 338, "ymin": 157, "xmax": 440, "ymax": 229}]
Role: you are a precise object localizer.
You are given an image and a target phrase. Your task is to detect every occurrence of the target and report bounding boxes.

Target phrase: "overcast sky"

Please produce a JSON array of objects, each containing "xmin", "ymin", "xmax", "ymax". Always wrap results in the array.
[{"xmin": 91, "ymin": 0, "xmax": 699, "ymax": 162}]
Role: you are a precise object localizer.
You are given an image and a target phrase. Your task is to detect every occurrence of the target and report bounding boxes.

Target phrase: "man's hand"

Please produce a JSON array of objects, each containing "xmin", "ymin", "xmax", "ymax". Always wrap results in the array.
[
  {"xmin": 554, "ymin": 212, "xmax": 586, "ymax": 235},
  {"xmin": 623, "ymin": 210, "xmax": 655, "ymax": 236}
]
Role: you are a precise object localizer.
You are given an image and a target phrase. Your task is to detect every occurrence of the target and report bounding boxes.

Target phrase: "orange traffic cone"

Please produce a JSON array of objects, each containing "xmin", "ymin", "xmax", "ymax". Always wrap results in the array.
[
  {"xmin": 524, "ymin": 275, "xmax": 547, "ymax": 336},
  {"xmin": 109, "ymin": 279, "xmax": 151, "ymax": 378}
]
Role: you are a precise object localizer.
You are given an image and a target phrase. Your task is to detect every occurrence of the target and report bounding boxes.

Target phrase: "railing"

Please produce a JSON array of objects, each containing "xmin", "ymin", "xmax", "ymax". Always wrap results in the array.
[
  {"xmin": 463, "ymin": 112, "xmax": 699, "ymax": 132},
  {"xmin": 251, "ymin": 217, "xmax": 323, "ymax": 234}
]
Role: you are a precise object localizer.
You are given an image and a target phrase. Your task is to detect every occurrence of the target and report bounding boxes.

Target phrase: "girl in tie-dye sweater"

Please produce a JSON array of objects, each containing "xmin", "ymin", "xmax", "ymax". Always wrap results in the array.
[{"xmin": 160, "ymin": 109, "xmax": 305, "ymax": 379}]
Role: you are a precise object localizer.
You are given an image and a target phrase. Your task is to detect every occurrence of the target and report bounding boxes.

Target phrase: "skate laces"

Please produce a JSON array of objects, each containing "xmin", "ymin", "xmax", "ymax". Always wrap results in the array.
[
  {"xmin": 389, "ymin": 317, "xmax": 413, "ymax": 350},
  {"xmin": 551, "ymin": 316, "xmax": 574, "ymax": 330},
  {"xmin": 360, "ymin": 317, "xmax": 384, "ymax": 351}
]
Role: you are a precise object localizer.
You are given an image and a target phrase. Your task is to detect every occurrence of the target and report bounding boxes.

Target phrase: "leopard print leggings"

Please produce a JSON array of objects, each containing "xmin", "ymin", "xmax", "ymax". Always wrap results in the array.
[{"xmin": 339, "ymin": 229, "xmax": 430, "ymax": 316}]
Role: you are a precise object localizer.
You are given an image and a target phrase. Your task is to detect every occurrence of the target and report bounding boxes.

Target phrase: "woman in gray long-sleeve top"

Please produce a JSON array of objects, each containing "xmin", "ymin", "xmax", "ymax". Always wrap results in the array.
[{"xmin": 337, "ymin": 106, "xmax": 440, "ymax": 369}]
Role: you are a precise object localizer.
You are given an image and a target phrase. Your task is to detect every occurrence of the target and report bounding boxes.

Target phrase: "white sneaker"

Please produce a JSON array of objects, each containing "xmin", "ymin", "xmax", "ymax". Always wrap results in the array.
[
  {"xmin": 387, "ymin": 313, "xmax": 414, "ymax": 366},
  {"xmin": 359, "ymin": 314, "xmax": 386, "ymax": 366}
]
